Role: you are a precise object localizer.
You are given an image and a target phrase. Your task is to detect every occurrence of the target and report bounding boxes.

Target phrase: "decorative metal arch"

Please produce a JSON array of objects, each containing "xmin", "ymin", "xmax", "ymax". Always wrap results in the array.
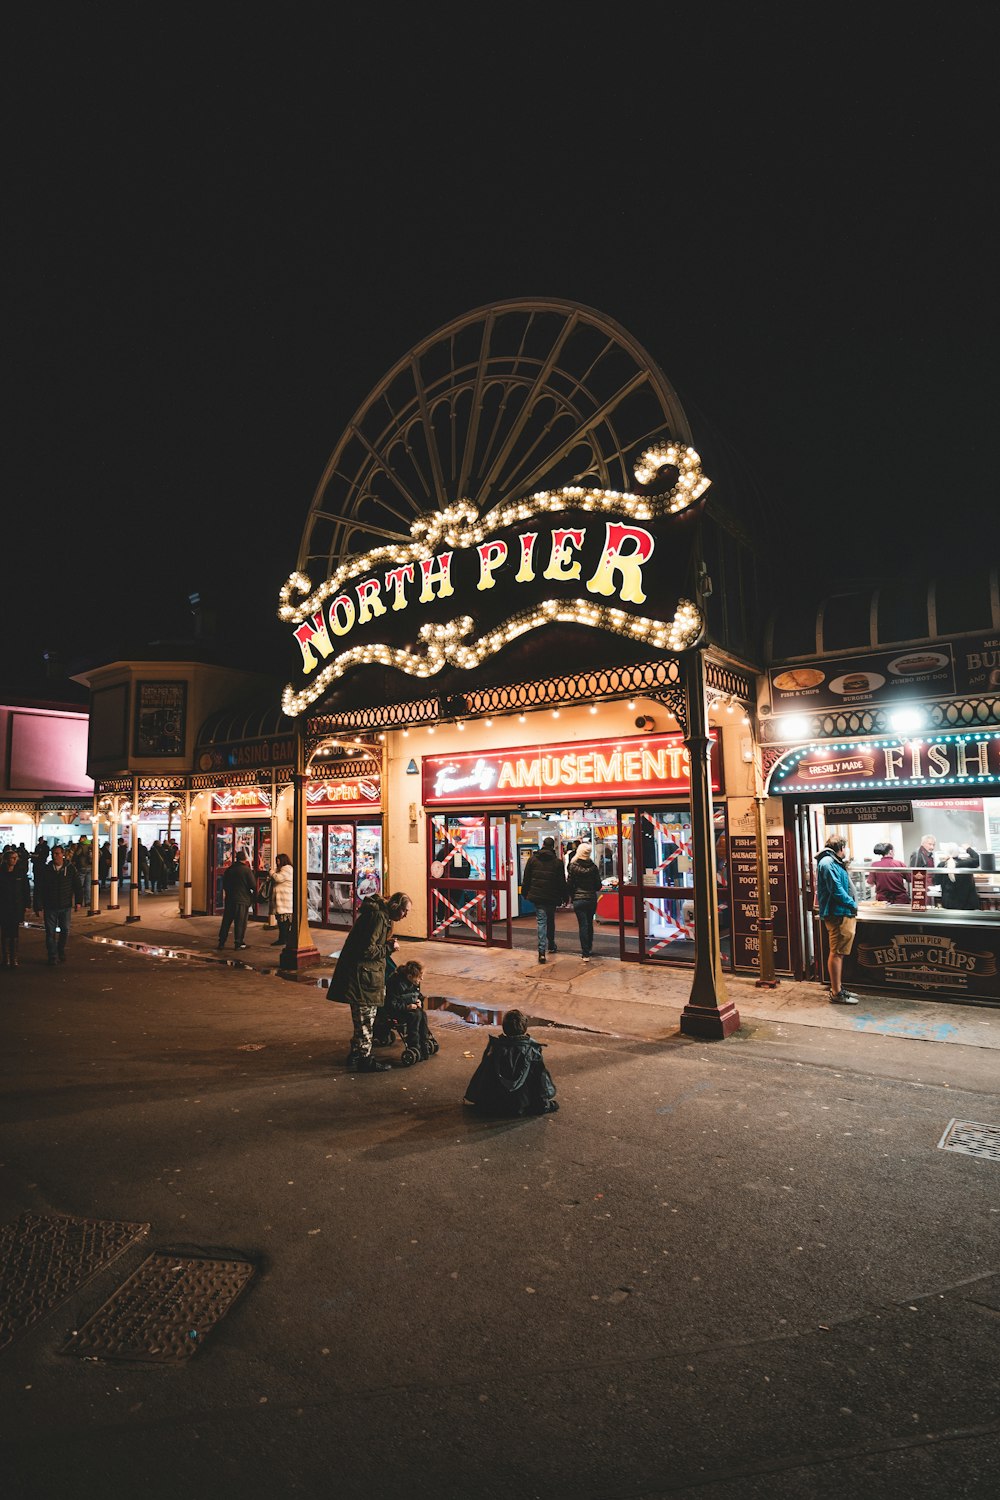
[{"xmin": 297, "ymin": 298, "xmax": 694, "ymax": 582}]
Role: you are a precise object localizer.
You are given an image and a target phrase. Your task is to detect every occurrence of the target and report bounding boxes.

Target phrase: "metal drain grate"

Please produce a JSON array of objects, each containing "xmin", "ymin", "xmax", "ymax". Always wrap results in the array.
[
  {"xmin": 0, "ymin": 1212, "xmax": 149, "ymax": 1351},
  {"xmin": 938, "ymin": 1118, "xmax": 1000, "ymax": 1162},
  {"xmin": 61, "ymin": 1250, "xmax": 255, "ymax": 1363}
]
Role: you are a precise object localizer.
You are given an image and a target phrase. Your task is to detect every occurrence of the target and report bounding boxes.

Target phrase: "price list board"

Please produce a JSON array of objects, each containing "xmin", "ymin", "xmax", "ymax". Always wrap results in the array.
[{"xmin": 730, "ymin": 833, "xmax": 792, "ymax": 974}]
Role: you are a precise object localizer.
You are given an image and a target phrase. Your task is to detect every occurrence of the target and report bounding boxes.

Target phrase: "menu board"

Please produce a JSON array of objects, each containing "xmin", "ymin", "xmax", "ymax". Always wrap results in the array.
[{"xmin": 730, "ymin": 833, "xmax": 792, "ymax": 974}]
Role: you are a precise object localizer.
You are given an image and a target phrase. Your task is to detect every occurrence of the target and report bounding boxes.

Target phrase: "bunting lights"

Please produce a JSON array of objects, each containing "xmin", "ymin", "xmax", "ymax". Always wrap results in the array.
[{"xmin": 279, "ymin": 443, "xmax": 709, "ymax": 717}]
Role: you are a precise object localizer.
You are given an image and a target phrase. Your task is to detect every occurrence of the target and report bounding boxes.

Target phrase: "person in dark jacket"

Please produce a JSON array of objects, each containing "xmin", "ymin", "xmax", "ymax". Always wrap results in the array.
[
  {"xmin": 31, "ymin": 839, "xmax": 49, "ymax": 896},
  {"xmin": 521, "ymin": 836, "xmax": 567, "ymax": 963},
  {"xmin": 463, "ymin": 1009, "xmax": 559, "ymax": 1116},
  {"xmin": 816, "ymin": 836, "xmax": 858, "ymax": 1005},
  {"xmin": 566, "ymin": 841, "xmax": 602, "ymax": 960},
  {"xmin": 98, "ymin": 841, "xmax": 112, "ymax": 890},
  {"xmin": 937, "ymin": 844, "xmax": 981, "ymax": 911},
  {"xmin": 375, "ymin": 959, "xmax": 436, "ymax": 1060},
  {"xmin": 217, "ymin": 850, "xmax": 257, "ymax": 950},
  {"xmin": 329, "ymin": 891, "xmax": 412, "ymax": 1072},
  {"xmin": 0, "ymin": 846, "xmax": 32, "ymax": 967},
  {"xmin": 34, "ymin": 845, "xmax": 83, "ymax": 966},
  {"xmin": 908, "ymin": 835, "xmax": 937, "ymax": 869}
]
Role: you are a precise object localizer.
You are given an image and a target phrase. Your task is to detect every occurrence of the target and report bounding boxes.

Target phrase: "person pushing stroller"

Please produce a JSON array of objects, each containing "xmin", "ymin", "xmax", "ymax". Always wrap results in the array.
[{"xmin": 374, "ymin": 959, "xmax": 439, "ymax": 1065}]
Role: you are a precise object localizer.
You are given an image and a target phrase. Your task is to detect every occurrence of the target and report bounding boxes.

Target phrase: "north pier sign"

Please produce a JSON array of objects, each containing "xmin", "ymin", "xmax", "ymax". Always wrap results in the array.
[{"xmin": 278, "ymin": 445, "xmax": 709, "ymax": 715}]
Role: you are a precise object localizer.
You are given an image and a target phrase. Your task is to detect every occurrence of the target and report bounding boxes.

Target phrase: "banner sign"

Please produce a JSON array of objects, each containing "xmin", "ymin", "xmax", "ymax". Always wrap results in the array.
[
  {"xmin": 729, "ymin": 832, "xmax": 792, "ymax": 974},
  {"xmin": 767, "ymin": 632, "xmax": 1000, "ymax": 714},
  {"xmin": 422, "ymin": 732, "xmax": 721, "ymax": 807},
  {"xmin": 823, "ymin": 802, "xmax": 913, "ymax": 824},
  {"xmin": 279, "ymin": 453, "xmax": 710, "ymax": 716},
  {"xmin": 846, "ymin": 919, "xmax": 1000, "ymax": 1001},
  {"xmin": 305, "ymin": 779, "xmax": 380, "ymax": 811},
  {"xmin": 198, "ymin": 735, "xmax": 296, "ymax": 774},
  {"xmin": 211, "ymin": 778, "xmax": 380, "ymax": 816},
  {"xmin": 769, "ymin": 731, "xmax": 1000, "ymax": 795}
]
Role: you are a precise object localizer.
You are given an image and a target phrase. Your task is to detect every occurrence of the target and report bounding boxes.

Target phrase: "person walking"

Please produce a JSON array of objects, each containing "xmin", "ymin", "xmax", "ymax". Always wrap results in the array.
[
  {"xmin": 520, "ymin": 836, "xmax": 567, "ymax": 963},
  {"xmin": 31, "ymin": 839, "xmax": 50, "ymax": 898},
  {"xmin": 566, "ymin": 841, "xmax": 602, "ymax": 960},
  {"xmin": 816, "ymin": 835, "xmax": 858, "ymax": 1004},
  {"xmin": 98, "ymin": 840, "xmax": 112, "ymax": 890},
  {"xmin": 328, "ymin": 890, "xmax": 412, "ymax": 1072},
  {"xmin": 0, "ymin": 846, "xmax": 32, "ymax": 967},
  {"xmin": 217, "ymin": 850, "xmax": 257, "ymax": 950},
  {"xmin": 271, "ymin": 852, "xmax": 294, "ymax": 947},
  {"xmin": 34, "ymin": 845, "xmax": 83, "ymax": 966}
]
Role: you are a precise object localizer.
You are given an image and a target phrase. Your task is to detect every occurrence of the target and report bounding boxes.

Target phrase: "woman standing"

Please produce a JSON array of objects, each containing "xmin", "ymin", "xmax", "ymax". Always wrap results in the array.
[
  {"xmin": 566, "ymin": 841, "xmax": 602, "ymax": 961},
  {"xmin": 866, "ymin": 842, "xmax": 912, "ymax": 905},
  {"xmin": 0, "ymin": 846, "xmax": 31, "ymax": 967},
  {"xmin": 271, "ymin": 852, "xmax": 294, "ymax": 947}
]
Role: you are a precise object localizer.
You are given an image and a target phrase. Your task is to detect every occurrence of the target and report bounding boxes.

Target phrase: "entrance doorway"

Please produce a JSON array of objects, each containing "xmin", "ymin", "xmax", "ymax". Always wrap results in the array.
[
  {"xmin": 209, "ymin": 821, "xmax": 272, "ymax": 920},
  {"xmin": 427, "ymin": 813, "xmax": 513, "ymax": 946},
  {"xmin": 425, "ymin": 805, "xmax": 730, "ymax": 964}
]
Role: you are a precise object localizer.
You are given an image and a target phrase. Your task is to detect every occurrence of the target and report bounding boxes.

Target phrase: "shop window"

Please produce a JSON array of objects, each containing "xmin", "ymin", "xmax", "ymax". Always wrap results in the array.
[
  {"xmin": 821, "ymin": 592, "xmax": 872, "ymax": 653},
  {"xmin": 876, "ymin": 580, "xmax": 929, "ymax": 645},
  {"xmin": 934, "ymin": 570, "xmax": 994, "ymax": 637}
]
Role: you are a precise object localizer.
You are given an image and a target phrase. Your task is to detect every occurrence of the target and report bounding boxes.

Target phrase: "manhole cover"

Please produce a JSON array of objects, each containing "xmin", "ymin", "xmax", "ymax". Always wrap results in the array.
[
  {"xmin": 61, "ymin": 1251, "xmax": 255, "ymax": 1363},
  {"xmin": 938, "ymin": 1118, "xmax": 1000, "ymax": 1162},
  {"xmin": 0, "ymin": 1212, "xmax": 149, "ymax": 1351}
]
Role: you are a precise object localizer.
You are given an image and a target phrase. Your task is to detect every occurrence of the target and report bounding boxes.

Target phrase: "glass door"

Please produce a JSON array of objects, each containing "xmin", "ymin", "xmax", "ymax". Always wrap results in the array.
[
  {"xmin": 306, "ymin": 817, "xmax": 385, "ymax": 928},
  {"xmin": 613, "ymin": 806, "xmax": 730, "ymax": 966},
  {"xmin": 428, "ymin": 812, "xmax": 513, "ymax": 947}
]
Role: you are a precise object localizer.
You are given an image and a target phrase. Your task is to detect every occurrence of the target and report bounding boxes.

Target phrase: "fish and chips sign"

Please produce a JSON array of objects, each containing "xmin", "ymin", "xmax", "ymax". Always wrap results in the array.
[
  {"xmin": 768, "ymin": 732, "xmax": 1000, "ymax": 794},
  {"xmin": 278, "ymin": 444, "xmax": 709, "ymax": 716}
]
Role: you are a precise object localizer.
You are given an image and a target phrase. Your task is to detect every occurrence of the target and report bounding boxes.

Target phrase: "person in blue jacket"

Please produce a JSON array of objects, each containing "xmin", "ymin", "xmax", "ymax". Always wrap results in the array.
[{"xmin": 816, "ymin": 835, "xmax": 858, "ymax": 1004}]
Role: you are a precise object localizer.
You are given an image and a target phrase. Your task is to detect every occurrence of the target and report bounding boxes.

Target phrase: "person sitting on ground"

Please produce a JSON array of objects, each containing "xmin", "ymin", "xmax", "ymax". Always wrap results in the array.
[
  {"xmin": 377, "ymin": 959, "xmax": 435, "ymax": 1059},
  {"xmin": 463, "ymin": 1008, "xmax": 559, "ymax": 1117}
]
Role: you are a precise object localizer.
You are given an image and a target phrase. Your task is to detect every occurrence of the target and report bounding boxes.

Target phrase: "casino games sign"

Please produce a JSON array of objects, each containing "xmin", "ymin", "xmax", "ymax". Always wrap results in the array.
[{"xmin": 279, "ymin": 444, "xmax": 708, "ymax": 716}]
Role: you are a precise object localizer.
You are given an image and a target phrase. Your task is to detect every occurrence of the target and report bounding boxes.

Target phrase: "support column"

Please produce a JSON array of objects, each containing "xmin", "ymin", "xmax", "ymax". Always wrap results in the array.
[
  {"xmin": 108, "ymin": 799, "xmax": 120, "ymax": 910},
  {"xmin": 679, "ymin": 651, "xmax": 740, "ymax": 1039},
  {"xmin": 88, "ymin": 799, "xmax": 101, "ymax": 915},
  {"xmin": 181, "ymin": 791, "xmax": 193, "ymax": 916},
  {"xmin": 752, "ymin": 728, "xmax": 779, "ymax": 989},
  {"xmin": 267, "ymin": 773, "xmax": 278, "ymax": 929},
  {"xmin": 280, "ymin": 729, "xmax": 320, "ymax": 971},
  {"xmin": 126, "ymin": 777, "xmax": 141, "ymax": 923}
]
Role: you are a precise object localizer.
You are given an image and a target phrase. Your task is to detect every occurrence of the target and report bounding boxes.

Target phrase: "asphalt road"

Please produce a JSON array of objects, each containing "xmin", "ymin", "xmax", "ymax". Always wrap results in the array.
[{"xmin": 1, "ymin": 929, "xmax": 999, "ymax": 1499}]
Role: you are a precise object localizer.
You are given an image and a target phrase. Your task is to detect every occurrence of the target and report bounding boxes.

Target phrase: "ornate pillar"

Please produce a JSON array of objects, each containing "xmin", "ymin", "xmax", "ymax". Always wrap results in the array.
[
  {"xmin": 751, "ymin": 723, "xmax": 779, "ymax": 988},
  {"xmin": 280, "ymin": 725, "xmax": 321, "ymax": 971},
  {"xmin": 267, "ymin": 771, "xmax": 278, "ymax": 929},
  {"xmin": 88, "ymin": 797, "xmax": 101, "ymax": 916},
  {"xmin": 678, "ymin": 651, "xmax": 740, "ymax": 1038},
  {"xmin": 126, "ymin": 777, "xmax": 141, "ymax": 923},
  {"xmin": 108, "ymin": 797, "xmax": 120, "ymax": 910},
  {"xmin": 181, "ymin": 791, "xmax": 194, "ymax": 917}
]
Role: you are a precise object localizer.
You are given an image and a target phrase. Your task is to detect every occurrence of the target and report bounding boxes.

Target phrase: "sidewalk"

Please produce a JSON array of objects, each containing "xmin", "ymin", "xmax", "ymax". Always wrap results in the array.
[{"xmin": 63, "ymin": 890, "xmax": 1000, "ymax": 1052}]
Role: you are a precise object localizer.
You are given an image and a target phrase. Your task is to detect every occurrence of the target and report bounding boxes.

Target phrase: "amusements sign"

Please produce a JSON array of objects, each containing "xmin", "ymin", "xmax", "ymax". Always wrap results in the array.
[
  {"xmin": 729, "ymin": 832, "xmax": 792, "ymax": 974},
  {"xmin": 846, "ymin": 918, "xmax": 1000, "ymax": 1001},
  {"xmin": 422, "ymin": 733, "xmax": 722, "ymax": 807}
]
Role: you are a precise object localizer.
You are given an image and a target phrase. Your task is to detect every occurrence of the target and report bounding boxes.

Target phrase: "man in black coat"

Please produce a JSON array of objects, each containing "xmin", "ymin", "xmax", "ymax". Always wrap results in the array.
[
  {"xmin": 0, "ymin": 846, "xmax": 32, "ymax": 967},
  {"xmin": 34, "ymin": 845, "xmax": 83, "ymax": 966},
  {"xmin": 217, "ymin": 850, "xmax": 257, "ymax": 950},
  {"xmin": 521, "ymin": 836, "xmax": 567, "ymax": 964}
]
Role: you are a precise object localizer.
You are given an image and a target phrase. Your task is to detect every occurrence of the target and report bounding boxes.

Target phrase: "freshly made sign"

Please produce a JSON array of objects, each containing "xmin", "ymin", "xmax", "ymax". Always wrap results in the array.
[
  {"xmin": 278, "ymin": 445, "xmax": 709, "ymax": 715},
  {"xmin": 422, "ymin": 732, "xmax": 721, "ymax": 807},
  {"xmin": 769, "ymin": 732, "xmax": 1000, "ymax": 794}
]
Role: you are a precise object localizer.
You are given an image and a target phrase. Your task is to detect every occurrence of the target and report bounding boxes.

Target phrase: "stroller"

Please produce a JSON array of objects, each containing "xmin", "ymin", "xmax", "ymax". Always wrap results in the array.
[{"xmin": 373, "ymin": 960, "xmax": 440, "ymax": 1067}]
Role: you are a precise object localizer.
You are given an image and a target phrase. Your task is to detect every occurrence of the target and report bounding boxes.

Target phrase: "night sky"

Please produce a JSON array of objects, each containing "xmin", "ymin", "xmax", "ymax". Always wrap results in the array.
[{"xmin": 8, "ymin": 11, "xmax": 998, "ymax": 683}]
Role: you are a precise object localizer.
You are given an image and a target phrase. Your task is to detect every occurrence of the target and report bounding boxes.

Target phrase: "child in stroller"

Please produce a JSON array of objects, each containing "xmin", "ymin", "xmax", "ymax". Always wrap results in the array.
[{"xmin": 373, "ymin": 959, "xmax": 439, "ymax": 1066}]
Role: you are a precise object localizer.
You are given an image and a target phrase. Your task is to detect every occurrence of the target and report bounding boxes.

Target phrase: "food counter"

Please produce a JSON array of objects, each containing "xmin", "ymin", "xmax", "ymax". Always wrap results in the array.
[{"xmin": 842, "ymin": 905, "xmax": 1000, "ymax": 1005}]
